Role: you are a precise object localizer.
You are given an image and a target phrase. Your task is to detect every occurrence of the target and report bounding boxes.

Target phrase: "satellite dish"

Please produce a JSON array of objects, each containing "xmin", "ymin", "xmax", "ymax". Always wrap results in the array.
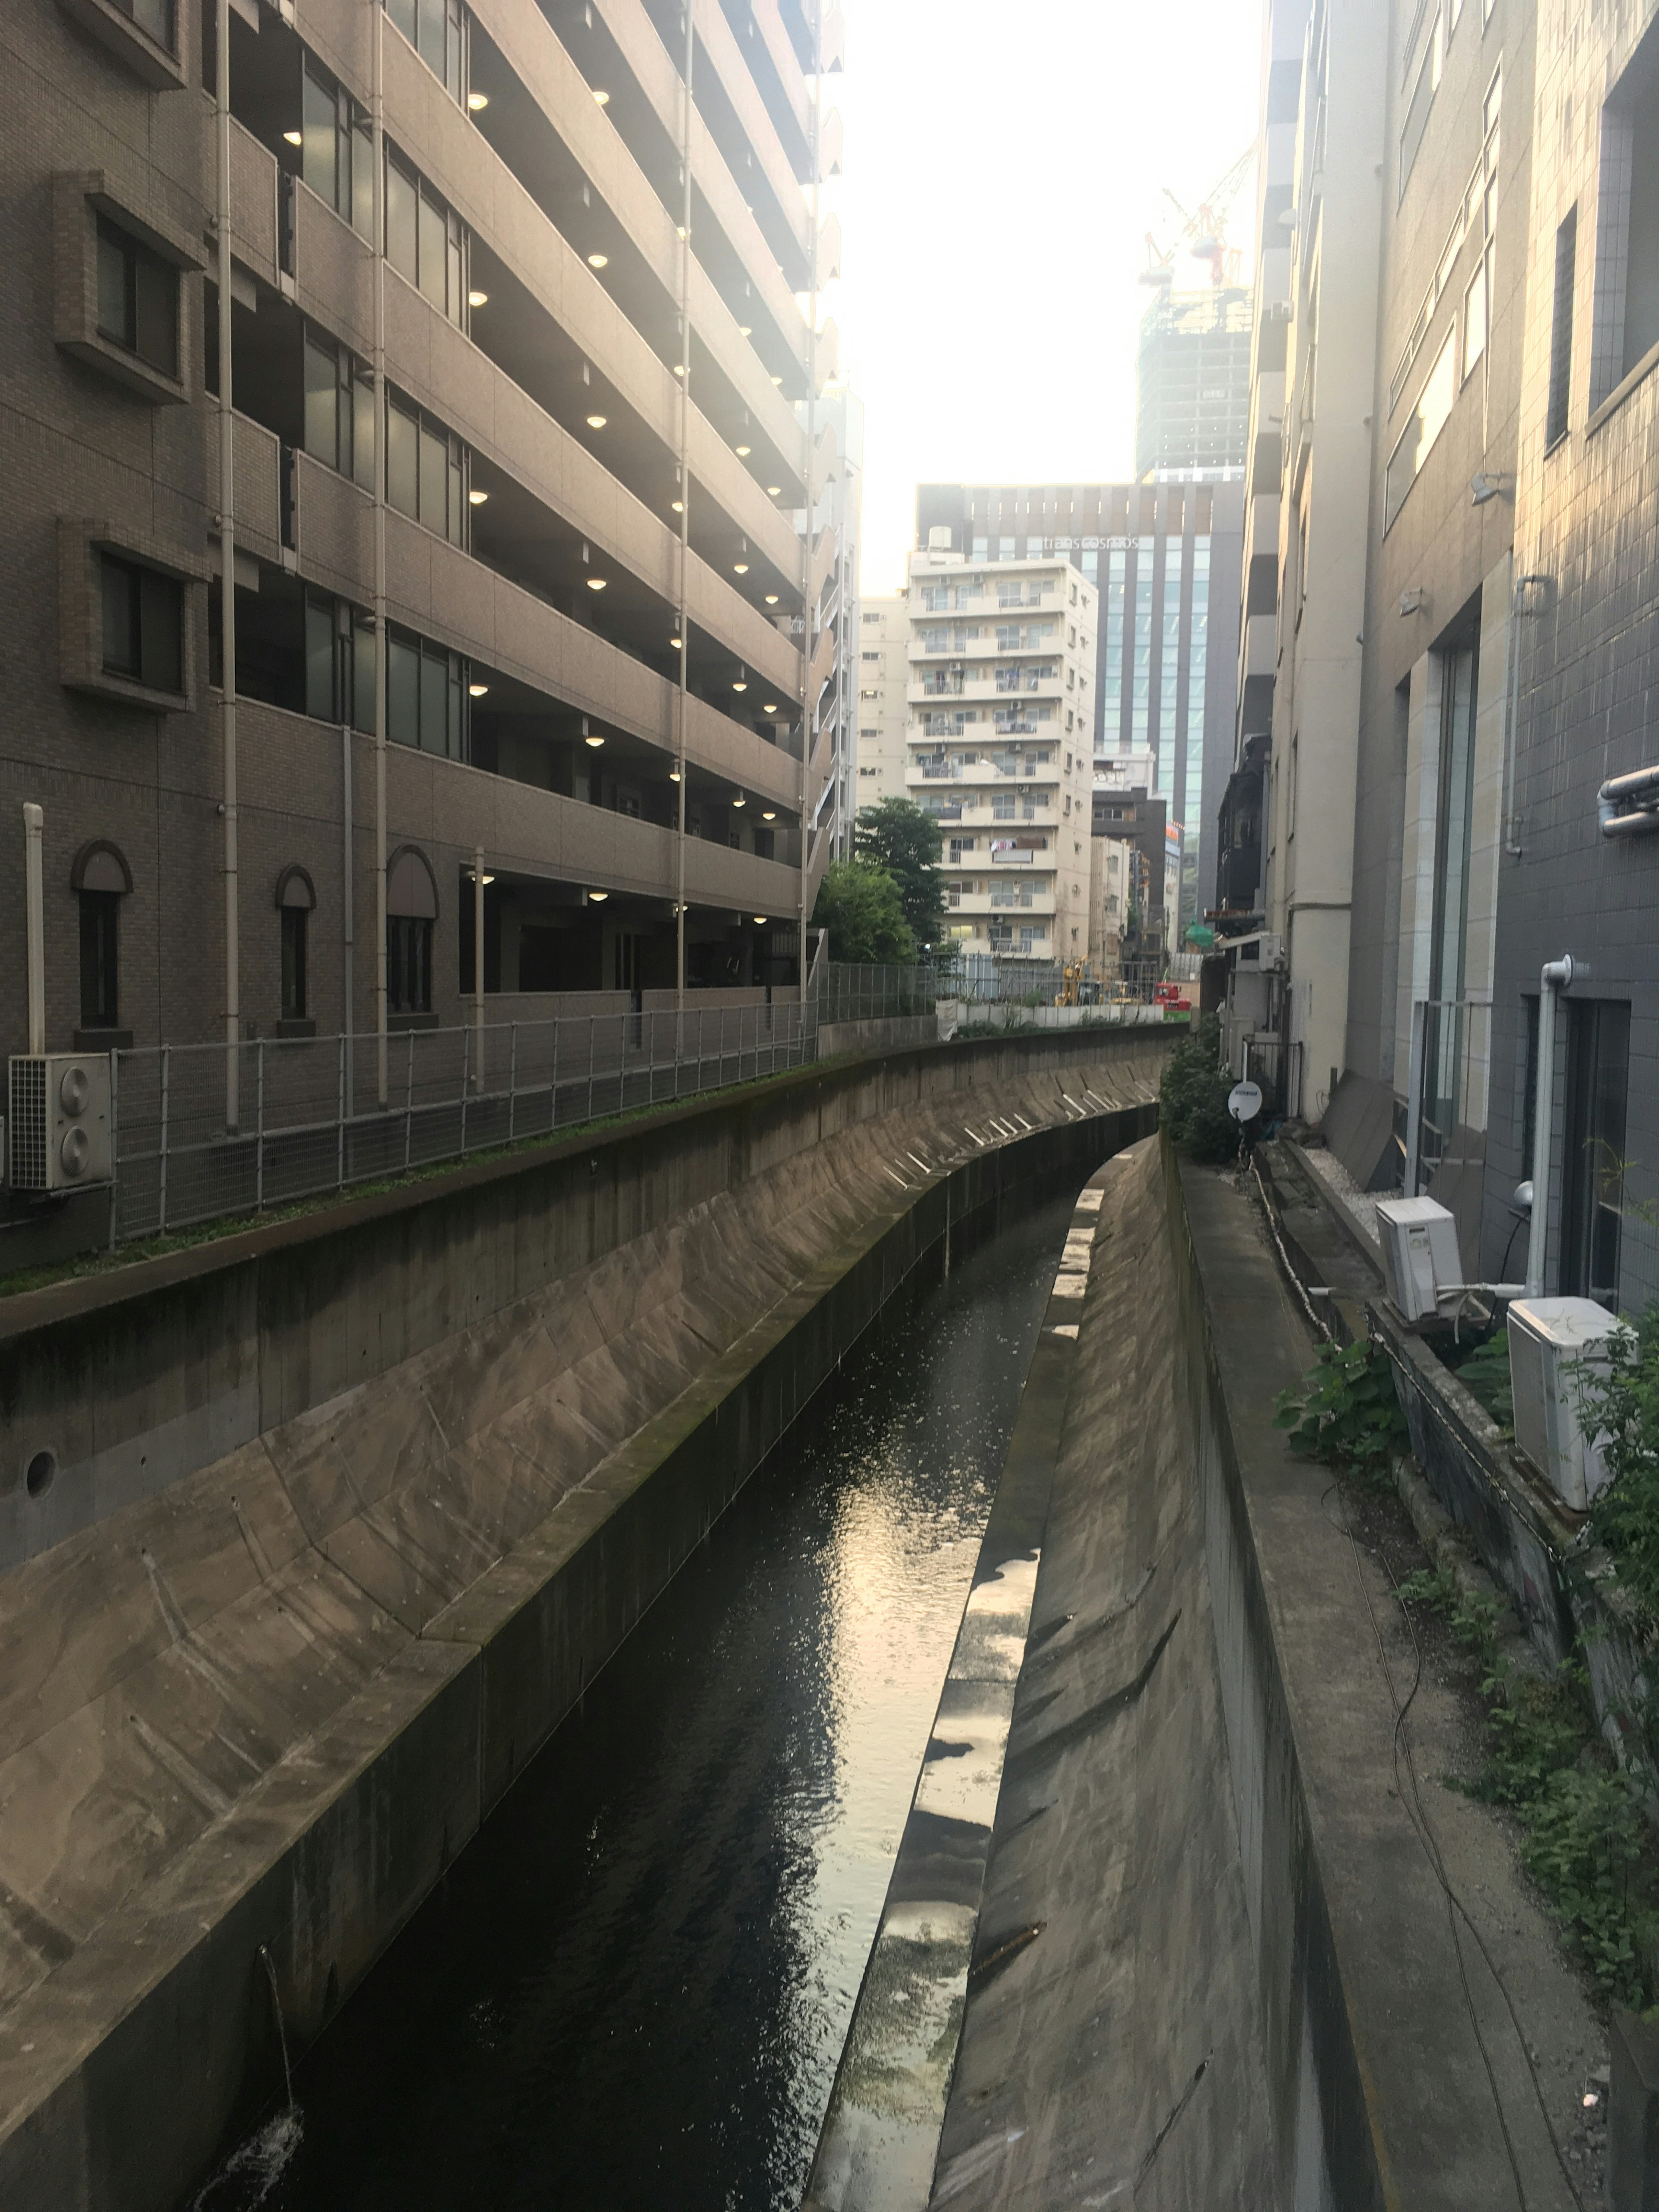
[{"xmin": 1227, "ymin": 1080, "xmax": 1263, "ymax": 1125}]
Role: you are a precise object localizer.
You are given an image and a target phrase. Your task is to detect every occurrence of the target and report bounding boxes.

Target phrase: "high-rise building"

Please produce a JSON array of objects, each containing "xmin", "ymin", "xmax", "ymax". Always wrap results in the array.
[
  {"xmin": 1135, "ymin": 287, "xmax": 1254, "ymax": 482},
  {"xmin": 0, "ymin": 0, "xmax": 842, "ymax": 1073},
  {"xmin": 853, "ymin": 596, "xmax": 910, "ymax": 807},
  {"xmin": 913, "ymin": 483, "xmax": 1242, "ymax": 930},
  {"xmin": 812, "ymin": 386, "xmax": 863, "ymax": 861},
  {"xmin": 904, "ymin": 540, "xmax": 1096, "ymax": 967}
]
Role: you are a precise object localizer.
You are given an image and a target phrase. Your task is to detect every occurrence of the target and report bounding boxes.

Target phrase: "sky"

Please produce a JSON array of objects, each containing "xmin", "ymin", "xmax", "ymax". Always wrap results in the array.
[{"xmin": 817, "ymin": 1, "xmax": 1265, "ymax": 595}]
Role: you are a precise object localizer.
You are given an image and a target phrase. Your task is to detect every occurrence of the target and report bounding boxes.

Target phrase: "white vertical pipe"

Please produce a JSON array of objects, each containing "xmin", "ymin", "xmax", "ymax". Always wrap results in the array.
[
  {"xmin": 675, "ymin": 3, "xmax": 693, "ymax": 1010},
  {"xmin": 1525, "ymin": 955, "xmax": 1574, "ymax": 1299},
  {"xmin": 473, "ymin": 844, "xmax": 485, "ymax": 1086},
  {"xmin": 373, "ymin": 0, "xmax": 389, "ymax": 1105},
  {"xmin": 341, "ymin": 719, "xmax": 354, "ymax": 1108},
  {"xmin": 23, "ymin": 803, "xmax": 44, "ymax": 1057},
  {"xmin": 217, "ymin": 0, "xmax": 240, "ymax": 1129},
  {"xmin": 800, "ymin": 0, "xmax": 821, "ymax": 1009}
]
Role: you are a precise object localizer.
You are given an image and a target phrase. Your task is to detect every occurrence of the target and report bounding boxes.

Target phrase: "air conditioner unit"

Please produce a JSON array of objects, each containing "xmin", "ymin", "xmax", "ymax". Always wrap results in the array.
[
  {"xmin": 1507, "ymin": 1297, "xmax": 1625, "ymax": 1513},
  {"xmin": 1374, "ymin": 1195, "xmax": 1462, "ymax": 1322},
  {"xmin": 7, "ymin": 1055, "xmax": 113, "ymax": 1192}
]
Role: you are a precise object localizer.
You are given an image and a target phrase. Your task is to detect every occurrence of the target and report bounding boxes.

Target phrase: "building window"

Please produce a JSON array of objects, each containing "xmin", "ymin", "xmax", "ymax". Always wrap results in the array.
[
  {"xmin": 96, "ymin": 216, "xmax": 179, "ymax": 379},
  {"xmin": 78, "ymin": 893, "xmax": 119, "ymax": 1029},
  {"xmin": 304, "ymin": 330, "xmax": 376, "ymax": 487},
  {"xmin": 302, "ymin": 59, "xmax": 373, "ymax": 234},
  {"xmin": 281, "ymin": 907, "xmax": 309, "ymax": 1020},
  {"xmin": 387, "ymin": 393, "xmax": 467, "ymax": 542},
  {"xmin": 1546, "ymin": 209, "xmax": 1576, "ymax": 446},
  {"xmin": 385, "ymin": 150, "xmax": 467, "ymax": 325},
  {"xmin": 1399, "ymin": 14, "xmax": 1444, "ymax": 200},
  {"xmin": 1591, "ymin": 26, "xmax": 1659, "ymax": 408},
  {"xmin": 387, "ymin": 915, "xmax": 432, "ymax": 1014},
  {"xmin": 387, "ymin": 627, "xmax": 467, "ymax": 756},
  {"xmin": 385, "ymin": 0, "xmax": 466, "ymax": 101},
  {"xmin": 1560, "ymin": 1001, "xmax": 1629, "ymax": 1303},
  {"xmin": 1384, "ymin": 330, "xmax": 1457, "ymax": 528},
  {"xmin": 101, "ymin": 553, "xmax": 184, "ymax": 693},
  {"xmin": 111, "ymin": 0, "xmax": 177, "ymax": 51}
]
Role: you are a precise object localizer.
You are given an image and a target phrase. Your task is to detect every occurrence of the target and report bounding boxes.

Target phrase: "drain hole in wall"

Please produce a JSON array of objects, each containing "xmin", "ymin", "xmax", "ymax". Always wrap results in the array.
[{"xmin": 25, "ymin": 1451, "xmax": 56, "ymax": 1499}]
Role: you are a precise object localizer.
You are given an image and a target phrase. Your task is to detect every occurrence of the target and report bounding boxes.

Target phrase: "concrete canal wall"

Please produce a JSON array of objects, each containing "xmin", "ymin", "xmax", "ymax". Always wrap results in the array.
[{"xmin": 0, "ymin": 1029, "xmax": 1166, "ymax": 2212}]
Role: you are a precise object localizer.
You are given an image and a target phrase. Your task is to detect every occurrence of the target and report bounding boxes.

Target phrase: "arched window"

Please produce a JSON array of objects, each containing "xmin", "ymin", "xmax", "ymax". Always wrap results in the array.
[
  {"xmin": 386, "ymin": 846, "xmax": 437, "ymax": 1017},
  {"xmin": 276, "ymin": 866, "xmax": 317, "ymax": 1026},
  {"xmin": 70, "ymin": 841, "xmax": 133, "ymax": 1035}
]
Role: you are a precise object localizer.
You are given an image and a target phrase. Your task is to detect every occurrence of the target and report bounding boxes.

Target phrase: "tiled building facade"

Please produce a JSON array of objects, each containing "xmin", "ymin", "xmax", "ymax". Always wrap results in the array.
[{"xmin": 1, "ymin": 0, "xmax": 842, "ymax": 1087}]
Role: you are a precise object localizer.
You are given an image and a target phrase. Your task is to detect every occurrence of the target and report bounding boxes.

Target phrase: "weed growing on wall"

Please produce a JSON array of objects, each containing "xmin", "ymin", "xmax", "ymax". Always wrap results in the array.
[
  {"xmin": 1159, "ymin": 1012, "xmax": 1237, "ymax": 1164},
  {"xmin": 1574, "ymin": 1306, "xmax": 1659, "ymax": 1624},
  {"xmin": 1273, "ymin": 1340, "xmax": 1410, "ymax": 1481},
  {"xmin": 1446, "ymin": 1328, "xmax": 1515, "ymax": 1435},
  {"xmin": 1398, "ymin": 1567, "xmax": 1657, "ymax": 2005}
]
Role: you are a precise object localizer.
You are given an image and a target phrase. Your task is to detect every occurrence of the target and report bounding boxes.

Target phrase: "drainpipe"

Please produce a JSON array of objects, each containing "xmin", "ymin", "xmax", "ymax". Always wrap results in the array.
[
  {"xmin": 1500, "ymin": 570, "xmax": 1549, "ymax": 858},
  {"xmin": 1524, "ymin": 954, "xmax": 1574, "ymax": 1299},
  {"xmin": 1599, "ymin": 763, "xmax": 1659, "ymax": 837},
  {"xmin": 216, "ymin": 0, "xmax": 240, "ymax": 1129},
  {"xmin": 341, "ymin": 721, "xmax": 354, "ymax": 1107},
  {"xmin": 473, "ymin": 844, "xmax": 486, "ymax": 1085},
  {"xmin": 373, "ymin": 0, "xmax": 389, "ymax": 1106},
  {"xmin": 675, "ymin": 0, "xmax": 692, "ymax": 1015},
  {"xmin": 23, "ymin": 803, "xmax": 44, "ymax": 1058},
  {"xmin": 800, "ymin": 0, "xmax": 821, "ymax": 1012}
]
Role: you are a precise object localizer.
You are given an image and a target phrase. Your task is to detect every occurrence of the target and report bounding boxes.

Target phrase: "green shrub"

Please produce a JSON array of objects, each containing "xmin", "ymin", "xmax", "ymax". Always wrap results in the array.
[
  {"xmin": 1576, "ymin": 1306, "xmax": 1659, "ymax": 1623},
  {"xmin": 1158, "ymin": 1012, "xmax": 1237, "ymax": 1163},
  {"xmin": 1274, "ymin": 1339, "xmax": 1409, "ymax": 1477},
  {"xmin": 1447, "ymin": 1328, "xmax": 1514, "ymax": 1433}
]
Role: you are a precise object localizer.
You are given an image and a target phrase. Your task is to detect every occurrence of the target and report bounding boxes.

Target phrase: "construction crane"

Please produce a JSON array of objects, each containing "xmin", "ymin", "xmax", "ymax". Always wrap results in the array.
[{"xmin": 1140, "ymin": 146, "xmax": 1256, "ymax": 289}]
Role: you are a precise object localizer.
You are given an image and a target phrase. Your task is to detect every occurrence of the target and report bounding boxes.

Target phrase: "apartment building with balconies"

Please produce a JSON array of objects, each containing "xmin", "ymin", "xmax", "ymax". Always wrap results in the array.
[
  {"xmin": 903, "ymin": 543, "xmax": 1096, "ymax": 966},
  {"xmin": 1, "ymin": 0, "xmax": 842, "ymax": 1073},
  {"xmin": 853, "ymin": 593, "xmax": 908, "ymax": 806}
]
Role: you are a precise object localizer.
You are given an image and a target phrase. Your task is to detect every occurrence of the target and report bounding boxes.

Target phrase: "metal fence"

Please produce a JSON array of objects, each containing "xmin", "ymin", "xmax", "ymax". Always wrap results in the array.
[
  {"xmin": 1240, "ymin": 1035, "xmax": 1306, "ymax": 1120},
  {"xmin": 816, "ymin": 961, "xmax": 939, "ymax": 1026},
  {"xmin": 108, "ymin": 999, "xmax": 816, "ymax": 1244}
]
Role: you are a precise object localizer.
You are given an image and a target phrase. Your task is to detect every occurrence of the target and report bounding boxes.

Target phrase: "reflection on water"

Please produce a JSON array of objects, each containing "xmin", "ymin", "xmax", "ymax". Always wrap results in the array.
[{"xmin": 207, "ymin": 1190, "xmax": 1074, "ymax": 2212}]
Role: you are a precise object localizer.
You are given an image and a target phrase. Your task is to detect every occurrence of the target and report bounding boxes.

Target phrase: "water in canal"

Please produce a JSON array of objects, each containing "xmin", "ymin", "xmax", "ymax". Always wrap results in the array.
[{"xmin": 197, "ymin": 1185, "xmax": 1078, "ymax": 2212}]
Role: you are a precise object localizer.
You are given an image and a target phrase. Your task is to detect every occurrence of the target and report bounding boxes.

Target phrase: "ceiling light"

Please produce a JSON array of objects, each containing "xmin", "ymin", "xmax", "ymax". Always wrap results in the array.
[
  {"xmin": 587, "ymin": 413, "xmax": 607, "ymax": 428},
  {"xmin": 673, "ymin": 364, "xmax": 685, "ymax": 377},
  {"xmin": 468, "ymin": 868, "xmax": 496, "ymax": 884},
  {"xmin": 588, "ymin": 888, "xmax": 608, "ymax": 900},
  {"xmin": 593, "ymin": 88, "xmax": 610, "ymax": 106},
  {"xmin": 670, "ymin": 634, "xmax": 683, "ymax": 648},
  {"xmin": 588, "ymin": 251, "xmax": 609, "ymax": 269},
  {"xmin": 669, "ymin": 768, "xmax": 681, "ymax": 782},
  {"xmin": 671, "ymin": 499, "xmax": 683, "ymax": 513},
  {"xmin": 733, "ymin": 562, "xmax": 749, "ymax": 574},
  {"xmin": 468, "ymin": 488, "xmax": 489, "ymax": 505},
  {"xmin": 732, "ymin": 795, "xmax": 746, "ymax": 807},
  {"xmin": 733, "ymin": 678, "xmax": 747, "ymax": 692},
  {"xmin": 764, "ymin": 593, "xmax": 779, "ymax": 605},
  {"xmin": 467, "ymin": 91, "xmax": 489, "ymax": 111},
  {"xmin": 587, "ymin": 576, "xmax": 608, "ymax": 590},
  {"xmin": 283, "ymin": 130, "xmax": 302, "ymax": 146},
  {"xmin": 735, "ymin": 444, "xmax": 751, "ymax": 457},
  {"xmin": 762, "ymin": 702, "xmax": 777, "ymax": 713},
  {"xmin": 738, "ymin": 324, "xmax": 752, "ymax": 337},
  {"xmin": 766, "ymin": 486, "xmax": 781, "ymax": 496},
  {"xmin": 770, "ymin": 375, "xmax": 783, "ymax": 385},
  {"xmin": 753, "ymin": 916, "xmax": 767, "ymax": 924},
  {"xmin": 585, "ymin": 733, "xmax": 605, "ymax": 747},
  {"xmin": 468, "ymin": 682, "xmax": 489, "ymax": 696},
  {"xmin": 677, "ymin": 226, "xmax": 686, "ymax": 240},
  {"xmin": 468, "ymin": 288, "xmax": 489, "ymax": 307},
  {"xmin": 762, "ymin": 810, "xmax": 776, "ymax": 821}
]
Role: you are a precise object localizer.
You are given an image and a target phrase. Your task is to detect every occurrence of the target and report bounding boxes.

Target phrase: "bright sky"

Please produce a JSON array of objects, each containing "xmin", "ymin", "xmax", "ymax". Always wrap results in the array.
[{"xmin": 818, "ymin": 1, "xmax": 1264, "ymax": 595}]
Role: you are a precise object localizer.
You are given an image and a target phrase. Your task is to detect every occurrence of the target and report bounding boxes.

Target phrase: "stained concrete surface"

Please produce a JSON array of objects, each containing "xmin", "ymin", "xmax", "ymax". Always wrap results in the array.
[
  {"xmin": 0, "ymin": 1034, "xmax": 1164, "ymax": 2212},
  {"xmin": 932, "ymin": 1141, "xmax": 1599, "ymax": 2211}
]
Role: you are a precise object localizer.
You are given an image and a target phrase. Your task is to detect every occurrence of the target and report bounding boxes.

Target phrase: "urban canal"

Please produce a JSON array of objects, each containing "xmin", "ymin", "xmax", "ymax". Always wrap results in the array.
[{"xmin": 192, "ymin": 1186, "xmax": 1079, "ymax": 2212}]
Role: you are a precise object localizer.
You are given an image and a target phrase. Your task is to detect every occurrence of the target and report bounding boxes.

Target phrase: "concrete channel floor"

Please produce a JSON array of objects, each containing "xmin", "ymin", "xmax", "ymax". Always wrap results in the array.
[{"xmin": 931, "ymin": 1141, "xmax": 1601, "ymax": 2211}]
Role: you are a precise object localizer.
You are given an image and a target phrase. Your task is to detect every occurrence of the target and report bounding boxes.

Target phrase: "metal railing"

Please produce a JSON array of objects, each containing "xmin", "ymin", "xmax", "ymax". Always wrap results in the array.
[
  {"xmin": 1240, "ymin": 1035, "xmax": 1306, "ymax": 1120},
  {"xmin": 1404, "ymin": 997, "xmax": 1491, "ymax": 1197},
  {"xmin": 108, "ymin": 999, "xmax": 817, "ymax": 1244},
  {"xmin": 816, "ymin": 961, "xmax": 939, "ymax": 1027}
]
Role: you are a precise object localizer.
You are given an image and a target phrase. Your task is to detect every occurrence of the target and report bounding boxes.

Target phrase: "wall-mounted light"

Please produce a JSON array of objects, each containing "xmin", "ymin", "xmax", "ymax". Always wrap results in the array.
[
  {"xmin": 283, "ymin": 130, "xmax": 302, "ymax": 146},
  {"xmin": 587, "ymin": 413, "xmax": 607, "ymax": 429},
  {"xmin": 468, "ymin": 682, "xmax": 489, "ymax": 697},
  {"xmin": 468, "ymin": 488, "xmax": 489, "ymax": 505},
  {"xmin": 671, "ymin": 499, "xmax": 684, "ymax": 513},
  {"xmin": 467, "ymin": 288, "xmax": 489, "ymax": 308},
  {"xmin": 588, "ymin": 252, "xmax": 609, "ymax": 269},
  {"xmin": 670, "ymin": 633, "xmax": 683, "ymax": 649},
  {"xmin": 467, "ymin": 868, "xmax": 496, "ymax": 884},
  {"xmin": 467, "ymin": 90, "xmax": 489, "ymax": 112},
  {"xmin": 669, "ymin": 768, "xmax": 681, "ymax": 782}
]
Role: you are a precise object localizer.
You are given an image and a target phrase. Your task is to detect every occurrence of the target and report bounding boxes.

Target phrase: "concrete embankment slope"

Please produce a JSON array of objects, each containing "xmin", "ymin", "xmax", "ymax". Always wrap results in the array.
[
  {"xmin": 932, "ymin": 1137, "xmax": 1589, "ymax": 2211},
  {"xmin": 0, "ymin": 1028, "xmax": 1165, "ymax": 2212}
]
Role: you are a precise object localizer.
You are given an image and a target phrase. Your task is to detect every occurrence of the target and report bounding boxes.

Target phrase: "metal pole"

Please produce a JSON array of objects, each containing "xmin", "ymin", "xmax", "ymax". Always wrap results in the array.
[
  {"xmin": 473, "ymin": 844, "xmax": 485, "ymax": 1090},
  {"xmin": 216, "ymin": 0, "xmax": 240, "ymax": 1132},
  {"xmin": 373, "ymin": 0, "xmax": 390, "ymax": 1106},
  {"xmin": 675, "ymin": 0, "xmax": 693, "ymax": 1011},
  {"xmin": 159, "ymin": 1044, "xmax": 171, "ymax": 1236},
  {"xmin": 342, "ymin": 721, "xmax": 355, "ymax": 1112},
  {"xmin": 1525, "ymin": 956, "xmax": 1574, "ymax": 1299},
  {"xmin": 22, "ymin": 803, "xmax": 44, "ymax": 1056}
]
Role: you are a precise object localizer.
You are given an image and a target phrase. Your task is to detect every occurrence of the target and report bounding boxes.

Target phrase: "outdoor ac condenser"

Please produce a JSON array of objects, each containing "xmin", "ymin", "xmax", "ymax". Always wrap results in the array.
[
  {"xmin": 1506, "ymin": 1297, "xmax": 1624, "ymax": 1513},
  {"xmin": 7, "ymin": 1054, "xmax": 112, "ymax": 1192},
  {"xmin": 1374, "ymin": 1195, "xmax": 1462, "ymax": 1323}
]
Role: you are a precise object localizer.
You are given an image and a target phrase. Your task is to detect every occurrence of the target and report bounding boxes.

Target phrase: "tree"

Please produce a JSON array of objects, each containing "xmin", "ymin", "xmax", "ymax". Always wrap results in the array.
[
  {"xmin": 811, "ymin": 860, "xmax": 915, "ymax": 964},
  {"xmin": 854, "ymin": 798, "xmax": 946, "ymax": 953}
]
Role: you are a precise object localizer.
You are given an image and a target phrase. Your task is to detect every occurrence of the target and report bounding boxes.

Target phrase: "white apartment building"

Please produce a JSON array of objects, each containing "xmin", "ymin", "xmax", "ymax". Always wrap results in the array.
[
  {"xmin": 905, "ymin": 541, "xmax": 1097, "ymax": 964},
  {"xmin": 1088, "ymin": 836, "xmax": 1131, "ymax": 977},
  {"xmin": 854, "ymin": 596, "xmax": 910, "ymax": 806}
]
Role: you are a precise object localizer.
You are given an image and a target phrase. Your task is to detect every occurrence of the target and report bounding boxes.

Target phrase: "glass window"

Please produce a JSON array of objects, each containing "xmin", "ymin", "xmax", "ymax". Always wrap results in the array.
[
  {"xmin": 387, "ymin": 397, "xmax": 420, "ymax": 518},
  {"xmin": 79, "ymin": 891, "xmax": 120, "ymax": 1028},
  {"xmin": 95, "ymin": 217, "xmax": 178, "ymax": 378},
  {"xmin": 114, "ymin": 0, "xmax": 175, "ymax": 53},
  {"xmin": 387, "ymin": 916, "xmax": 433, "ymax": 1014},
  {"xmin": 419, "ymin": 420, "xmax": 448, "ymax": 534},
  {"xmin": 281, "ymin": 906, "xmax": 309, "ymax": 1020},
  {"xmin": 1547, "ymin": 209, "xmax": 1576, "ymax": 445},
  {"xmin": 100, "ymin": 554, "xmax": 183, "ymax": 693},
  {"xmin": 386, "ymin": 154, "xmax": 419, "ymax": 283},
  {"xmin": 418, "ymin": 187, "xmax": 447, "ymax": 309},
  {"xmin": 1463, "ymin": 253, "xmax": 1489, "ymax": 381},
  {"xmin": 301, "ymin": 63, "xmax": 338, "ymax": 213},
  {"xmin": 305, "ymin": 595, "xmax": 336, "ymax": 719},
  {"xmin": 387, "ymin": 630, "xmax": 421, "ymax": 744},
  {"xmin": 1561, "ymin": 1001, "xmax": 1630, "ymax": 1304},
  {"xmin": 304, "ymin": 333, "xmax": 341, "ymax": 471},
  {"xmin": 353, "ymin": 369, "xmax": 377, "ymax": 490},
  {"xmin": 1385, "ymin": 329, "xmax": 1457, "ymax": 528}
]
